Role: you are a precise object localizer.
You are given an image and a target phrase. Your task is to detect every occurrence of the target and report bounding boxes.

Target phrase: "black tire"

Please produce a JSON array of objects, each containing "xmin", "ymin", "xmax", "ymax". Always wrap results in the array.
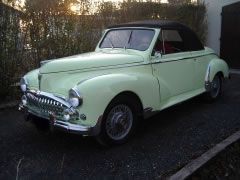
[
  {"xmin": 204, "ymin": 74, "xmax": 222, "ymax": 102},
  {"xmin": 96, "ymin": 95, "xmax": 142, "ymax": 146}
]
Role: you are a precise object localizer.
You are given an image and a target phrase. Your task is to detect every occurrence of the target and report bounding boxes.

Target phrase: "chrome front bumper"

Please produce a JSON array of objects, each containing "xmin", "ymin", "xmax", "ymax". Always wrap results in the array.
[
  {"xmin": 19, "ymin": 90, "xmax": 101, "ymax": 136},
  {"xmin": 19, "ymin": 103, "xmax": 101, "ymax": 136}
]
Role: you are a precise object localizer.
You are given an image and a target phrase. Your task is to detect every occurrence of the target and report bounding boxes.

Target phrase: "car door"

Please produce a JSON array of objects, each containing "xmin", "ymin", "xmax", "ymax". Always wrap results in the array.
[
  {"xmin": 151, "ymin": 29, "xmax": 195, "ymax": 103},
  {"xmin": 179, "ymin": 27, "xmax": 207, "ymax": 90},
  {"xmin": 191, "ymin": 50, "xmax": 211, "ymax": 90}
]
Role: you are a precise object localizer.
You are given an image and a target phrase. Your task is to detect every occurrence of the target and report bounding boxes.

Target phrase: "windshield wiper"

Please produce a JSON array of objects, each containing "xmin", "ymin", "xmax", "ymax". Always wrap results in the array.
[{"xmin": 125, "ymin": 30, "xmax": 133, "ymax": 49}]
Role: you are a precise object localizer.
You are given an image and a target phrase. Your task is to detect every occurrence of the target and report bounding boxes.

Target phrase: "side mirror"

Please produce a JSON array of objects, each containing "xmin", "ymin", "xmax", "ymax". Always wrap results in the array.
[{"xmin": 153, "ymin": 51, "xmax": 162, "ymax": 58}]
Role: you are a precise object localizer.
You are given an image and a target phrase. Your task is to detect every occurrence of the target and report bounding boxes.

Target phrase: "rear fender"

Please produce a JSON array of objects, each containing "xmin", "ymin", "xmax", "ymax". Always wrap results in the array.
[{"xmin": 205, "ymin": 58, "xmax": 229, "ymax": 91}]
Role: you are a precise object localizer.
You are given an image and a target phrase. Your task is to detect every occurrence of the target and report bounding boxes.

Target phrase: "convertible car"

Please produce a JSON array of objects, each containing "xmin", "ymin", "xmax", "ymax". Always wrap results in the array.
[{"xmin": 19, "ymin": 20, "xmax": 229, "ymax": 145}]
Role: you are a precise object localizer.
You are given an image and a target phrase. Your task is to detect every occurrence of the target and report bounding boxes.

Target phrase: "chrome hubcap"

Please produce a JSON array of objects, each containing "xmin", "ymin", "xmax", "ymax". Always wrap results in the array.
[
  {"xmin": 106, "ymin": 104, "xmax": 133, "ymax": 140},
  {"xmin": 210, "ymin": 76, "xmax": 220, "ymax": 98}
]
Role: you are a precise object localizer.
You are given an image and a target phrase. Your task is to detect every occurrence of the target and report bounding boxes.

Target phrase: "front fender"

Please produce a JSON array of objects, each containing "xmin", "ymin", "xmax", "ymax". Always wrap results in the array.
[
  {"xmin": 24, "ymin": 69, "xmax": 39, "ymax": 90},
  {"xmin": 75, "ymin": 73, "xmax": 160, "ymax": 127}
]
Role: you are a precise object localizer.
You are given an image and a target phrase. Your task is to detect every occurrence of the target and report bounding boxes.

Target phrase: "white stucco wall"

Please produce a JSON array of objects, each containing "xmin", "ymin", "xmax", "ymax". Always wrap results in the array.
[{"xmin": 202, "ymin": 0, "xmax": 239, "ymax": 55}]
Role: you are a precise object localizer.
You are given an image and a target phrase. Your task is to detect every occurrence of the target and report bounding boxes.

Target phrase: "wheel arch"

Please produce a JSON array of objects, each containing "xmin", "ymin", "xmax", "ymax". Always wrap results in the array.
[
  {"xmin": 105, "ymin": 90, "xmax": 144, "ymax": 117},
  {"xmin": 216, "ymin": 71, "xmax": 224, "ymax": 79}
]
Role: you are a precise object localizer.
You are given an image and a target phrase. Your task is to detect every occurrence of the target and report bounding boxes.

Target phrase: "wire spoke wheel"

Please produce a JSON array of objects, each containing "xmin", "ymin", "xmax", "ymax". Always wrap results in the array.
[
  {"xmin": 105, "ymin": 104, "xmax": 133, "ymax": 141},
  {"xmin": 210, "ymin": 75, "xmax": 221, "ymax": 98}
]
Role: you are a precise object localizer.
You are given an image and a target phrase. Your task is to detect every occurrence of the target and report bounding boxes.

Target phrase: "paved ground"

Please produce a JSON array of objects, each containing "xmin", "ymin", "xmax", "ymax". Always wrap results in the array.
[
  {"xmin": 1, "ymin": 75, "xmax": 240, "ymax": 180},
  {"xmin": 189, "ymin": 140, "xmax": 240, "ymax": 180}
]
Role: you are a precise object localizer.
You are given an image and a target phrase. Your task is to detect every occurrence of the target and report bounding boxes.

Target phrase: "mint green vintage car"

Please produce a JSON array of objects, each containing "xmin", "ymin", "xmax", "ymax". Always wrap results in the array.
[{"xmin": 19, "ymin": 20, "xmax": 229, "ymax": 145}]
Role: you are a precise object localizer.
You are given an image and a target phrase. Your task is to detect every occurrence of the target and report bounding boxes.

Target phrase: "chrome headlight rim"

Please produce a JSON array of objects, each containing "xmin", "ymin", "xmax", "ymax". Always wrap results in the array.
[
  {"xmin": 20, "ymin": 77, "xmax": 28, "ymax": 92},
  {"xmin": 68, "ymin": 88, "xmax": 83, "ymax": 107}
]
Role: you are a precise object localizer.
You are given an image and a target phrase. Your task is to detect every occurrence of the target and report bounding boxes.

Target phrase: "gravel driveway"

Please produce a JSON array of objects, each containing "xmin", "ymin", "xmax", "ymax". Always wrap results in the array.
[{"xmin": 0, "ymin": 75, "xmax": 240, "ymax": 179}]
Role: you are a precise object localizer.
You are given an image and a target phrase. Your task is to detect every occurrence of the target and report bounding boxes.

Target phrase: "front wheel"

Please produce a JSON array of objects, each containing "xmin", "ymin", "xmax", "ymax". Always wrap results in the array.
[{"xmin": 96, "ymin": 96, "xmax": 141, "ymax": 146}]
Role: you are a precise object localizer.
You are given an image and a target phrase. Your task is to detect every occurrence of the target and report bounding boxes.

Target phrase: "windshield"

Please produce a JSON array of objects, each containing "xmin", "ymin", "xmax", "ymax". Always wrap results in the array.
[{"xmin": 100, "ymin": 29, "xmax": 155, "ymax": 51}]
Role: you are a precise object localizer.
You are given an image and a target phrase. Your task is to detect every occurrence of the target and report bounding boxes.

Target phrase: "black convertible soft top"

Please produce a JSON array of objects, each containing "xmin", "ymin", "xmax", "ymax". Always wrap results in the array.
[
  {"xmin": 108, "ymin": 20, "xmax": 190, "ymax": 31},
  {"xmin": 108, "ymin": 20, "xmax": 204, "ymax": 51}
]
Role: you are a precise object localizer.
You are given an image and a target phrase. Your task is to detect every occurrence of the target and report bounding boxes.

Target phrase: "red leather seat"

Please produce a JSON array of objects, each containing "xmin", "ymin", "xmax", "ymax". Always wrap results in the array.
[{"xmin": 155, "ymin": 41, "xmax": 175, "ymax": 54}]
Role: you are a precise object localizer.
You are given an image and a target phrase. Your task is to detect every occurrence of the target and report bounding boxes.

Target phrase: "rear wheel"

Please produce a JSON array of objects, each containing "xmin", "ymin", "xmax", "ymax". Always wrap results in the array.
[
  {"xmin": 204, "ymin": 74, "xmax": 222, "ymax": 102},
  {"xmin": 96, "ymin": 95, "xmax": 141, "ymax": 146}
]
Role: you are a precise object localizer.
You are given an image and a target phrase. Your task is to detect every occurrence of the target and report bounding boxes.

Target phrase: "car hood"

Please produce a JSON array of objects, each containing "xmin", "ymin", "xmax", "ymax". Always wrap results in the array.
[{"xmin": 40, "ymin": 51, "xmax": 144, "ymax": 74}]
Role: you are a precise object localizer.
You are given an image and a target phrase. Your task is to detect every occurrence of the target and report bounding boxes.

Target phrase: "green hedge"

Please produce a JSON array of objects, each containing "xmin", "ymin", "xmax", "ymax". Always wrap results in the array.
[{"xmin": 0, "ymin": 1, "xmax": 206, "ymax": 101}]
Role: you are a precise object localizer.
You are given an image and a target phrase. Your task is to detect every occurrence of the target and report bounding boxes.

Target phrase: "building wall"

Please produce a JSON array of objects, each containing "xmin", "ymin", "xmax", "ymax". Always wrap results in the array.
[{"xmin": 202, "ymin": 0, "xmax": 239, "ymax": 55}]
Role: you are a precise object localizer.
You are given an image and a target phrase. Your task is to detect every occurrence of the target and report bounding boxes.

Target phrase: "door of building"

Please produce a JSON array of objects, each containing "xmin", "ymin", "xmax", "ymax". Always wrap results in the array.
[{"xmin": 220, "ymin": 2, "xmax": 240, "ymax": 69}]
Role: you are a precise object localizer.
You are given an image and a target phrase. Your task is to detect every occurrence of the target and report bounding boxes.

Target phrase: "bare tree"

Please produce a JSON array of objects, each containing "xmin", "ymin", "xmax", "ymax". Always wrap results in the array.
[{"xmin": 168, "ymin": 0, "xmax": 192, "ymax": 4}]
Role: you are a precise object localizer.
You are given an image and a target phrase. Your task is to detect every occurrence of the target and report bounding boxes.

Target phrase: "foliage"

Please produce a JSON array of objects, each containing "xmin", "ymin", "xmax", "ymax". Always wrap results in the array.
[
  {"xmin": 0, "ymin": 3, "xmax": 22, "ymax": 100},
  {"xmin": 0, "ymin": 0, "xmax": 207, "ymax": 101}
]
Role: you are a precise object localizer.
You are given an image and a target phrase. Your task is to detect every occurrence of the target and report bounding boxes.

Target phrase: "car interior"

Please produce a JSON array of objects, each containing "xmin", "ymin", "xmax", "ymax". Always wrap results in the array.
[{"xmin": 154, "ymin": 29, "xmax": 185, "ymax": 55}]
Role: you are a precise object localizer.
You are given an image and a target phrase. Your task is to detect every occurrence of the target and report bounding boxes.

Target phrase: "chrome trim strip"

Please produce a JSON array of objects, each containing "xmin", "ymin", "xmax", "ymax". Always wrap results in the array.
[
  {"xmin": 54, "ymin": 121, "xmax": 90, "ymax": 133},
  {"xmin": 151, "ymin": 53, "xmax": 216, "ymax": 64},
  {"xmin": 205, "ymin": 64, "xmax": 211, "ymax": 91},
  {"xmin": 70, "ymin": 87, "xmax": 82, "ymax": 98},
  {"xmin": 205, "ymin": 64, "xmax": 211, "ymax": 82}
]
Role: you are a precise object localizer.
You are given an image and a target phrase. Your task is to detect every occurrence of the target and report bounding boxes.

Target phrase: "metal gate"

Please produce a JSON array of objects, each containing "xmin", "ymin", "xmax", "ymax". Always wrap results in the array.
[{"xmin": 220, "ymin": 2, "xmax": 240, "ymax": 69}]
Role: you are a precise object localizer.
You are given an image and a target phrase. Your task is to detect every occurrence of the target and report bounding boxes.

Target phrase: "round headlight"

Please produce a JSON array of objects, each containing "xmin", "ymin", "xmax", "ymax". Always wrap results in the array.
[
  {"xmin": 20, "ymin": 77, "xmax": 28, "ymax": 92},
  {"xmin": 68, "ymin": 97, "xmax": 79, "ymax": 107},
  {"xmin": 68, "ymin": 88, "xmax": 83, "ymax": 107}
]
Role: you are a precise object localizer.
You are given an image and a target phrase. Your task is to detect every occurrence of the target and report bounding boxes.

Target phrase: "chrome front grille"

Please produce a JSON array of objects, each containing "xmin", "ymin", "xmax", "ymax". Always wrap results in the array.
[{"xmin": 26, "ymin": 91, "xmax": 68, "ymax": 117}]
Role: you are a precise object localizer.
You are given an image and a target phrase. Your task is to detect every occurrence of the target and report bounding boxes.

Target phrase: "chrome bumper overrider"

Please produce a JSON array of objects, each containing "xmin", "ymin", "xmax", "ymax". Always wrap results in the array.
[{"xmin": 19, "ymin": 90, "xmax": 101, "ymax": 136}]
